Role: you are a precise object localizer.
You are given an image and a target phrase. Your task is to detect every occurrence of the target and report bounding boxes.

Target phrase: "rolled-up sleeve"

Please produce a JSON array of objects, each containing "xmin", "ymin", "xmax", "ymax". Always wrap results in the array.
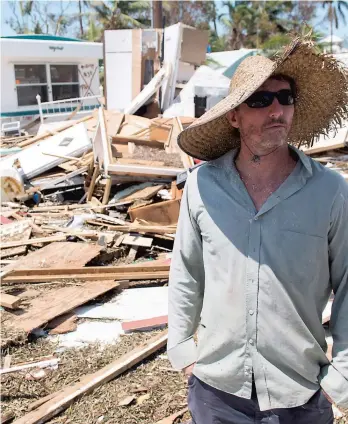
[
  {"xmin": 319, "ymin": 181, "xmax": 348, "ymax": 407},
  {"xmin": 167, "ymin": 173, "xmax": 205, "ymax": 370}
]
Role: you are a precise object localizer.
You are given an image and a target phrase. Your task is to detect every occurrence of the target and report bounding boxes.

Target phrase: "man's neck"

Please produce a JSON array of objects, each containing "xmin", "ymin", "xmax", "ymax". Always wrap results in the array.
[{"xmin": 235, "ymin": 143, "xmax": 296, "ymax": 182}]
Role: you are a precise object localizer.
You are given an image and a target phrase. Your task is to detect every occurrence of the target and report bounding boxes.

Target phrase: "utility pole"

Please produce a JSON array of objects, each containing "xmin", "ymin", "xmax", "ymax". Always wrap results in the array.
[{"xmin": 152, "ymin": 0, "xmax": 163, "ymax": 29}]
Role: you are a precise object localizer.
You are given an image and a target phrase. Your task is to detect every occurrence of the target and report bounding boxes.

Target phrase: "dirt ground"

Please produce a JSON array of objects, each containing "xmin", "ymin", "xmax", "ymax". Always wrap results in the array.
[
  {"xmin": 1, "ymin": 329, "xmax": 191, "ymax": 424},
  {"xmin": 1, "ymin": 327, "xmax": 347, "ymax": 423}
]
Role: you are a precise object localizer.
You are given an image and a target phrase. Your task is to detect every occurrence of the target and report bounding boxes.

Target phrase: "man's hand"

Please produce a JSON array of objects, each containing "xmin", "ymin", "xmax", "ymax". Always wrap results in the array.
[{"xmin": 183, "ymin": 363, "xmax": 195, "ymax": 379}]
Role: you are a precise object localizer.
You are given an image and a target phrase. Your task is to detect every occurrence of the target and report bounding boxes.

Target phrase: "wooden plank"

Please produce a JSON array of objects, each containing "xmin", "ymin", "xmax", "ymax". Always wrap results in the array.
[
  {"xmin": 0, "ymin": 227, "xmax": 32, "ymax": 258},
  {"xmin": 121, "ymin": 184, "xmax": 164, "ymax": 202},
  {"xmin": 12, "ymin": 332, "xmax": 168, "ymax": 424},
  {"xmin": 12, "ymin": 280, "xmax": 120, "ymax": 333},
  {"xmin": 102, "ymin": 177, "xmax": 112, "ymax": 206},
  {"xmin": 112, "ymin": 134, "xmax": 165, "ymax": 149},
  {"xmin": 12, "ymin": 242, "xmax": 102, "ymax": 271},
  {"xmin": 0, "ymin": 293, "xmax": 21, "ymax": 309},
  {"xmin": 0, "ymin": 233, "xmax": 100, "ymax": 250},
  {"xmin": 3, "ymin": 271, "xmax": 169, "ymax": 284},
  {"xmin": 87, "ymin": 222, "xmax": 176, "ymax": 235},
  {"xmin": 122, "ymin": 315, "xmax": 168, "ymax": 332},
  {"xmin": 87, "ymin": 164, "xmax": 100, "ymax": 201},
  {"xmin": 122, "ymin": 235, "xmax": 153, "ymax": 247},
  {"xmin": 127, "ymin": 245, "xmax": 139, "ymax": 263},
  {"xmin": 48, "ymin": 313, "xmax": 77, "ymax": 335},
  {"xmin": 129, "ymin": 200, "xmax": 180, "ymax": 225},
  {"xmin": 104, "ymin": 112, "xmax": 125, "ymax": 138},
  {"xmin": 6, "ymin": 263, "xmax": 169, "ymax": 277},
  {"xmin": 303, "ymin": 141, "xmax": 346, "ymax": 155}
]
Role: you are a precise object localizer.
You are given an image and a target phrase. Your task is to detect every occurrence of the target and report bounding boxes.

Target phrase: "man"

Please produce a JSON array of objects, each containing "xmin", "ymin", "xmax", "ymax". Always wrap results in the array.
[{"xmin": 168, "ymin": 38, "xmax": 348, "ymax": 424}]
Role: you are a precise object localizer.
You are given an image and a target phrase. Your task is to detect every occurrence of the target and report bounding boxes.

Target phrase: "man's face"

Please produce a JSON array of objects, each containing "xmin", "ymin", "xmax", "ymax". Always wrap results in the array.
[{"xmin": 227, "ymin": 78, "xmax": 295, "ymax": 151}]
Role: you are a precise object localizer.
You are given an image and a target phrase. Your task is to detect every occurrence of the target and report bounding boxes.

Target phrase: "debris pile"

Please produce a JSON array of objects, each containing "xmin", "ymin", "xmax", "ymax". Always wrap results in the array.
[{"xmin": 0, "ymin": 104, "xmax": 196, "ymax": 423}]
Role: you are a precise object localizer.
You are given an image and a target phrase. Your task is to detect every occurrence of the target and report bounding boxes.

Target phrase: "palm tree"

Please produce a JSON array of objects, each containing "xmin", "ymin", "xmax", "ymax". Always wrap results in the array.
[
  {"xmin": 89, "ymin": 1, "xmax": 151, "ymax": 30},
  {"xmin": 322, "ymin": 1, "xmax": 348, "ymax": 53}
]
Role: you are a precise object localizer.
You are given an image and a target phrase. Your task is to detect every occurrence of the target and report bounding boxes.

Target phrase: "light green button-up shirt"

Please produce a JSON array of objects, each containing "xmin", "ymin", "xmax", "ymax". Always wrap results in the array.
[{"xmin": 168, "ymin": 146, "xmax": 348, "ymax": 411}]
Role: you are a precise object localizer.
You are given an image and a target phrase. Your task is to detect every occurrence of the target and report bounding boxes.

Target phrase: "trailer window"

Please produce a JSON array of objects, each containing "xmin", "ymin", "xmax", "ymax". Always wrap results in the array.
[
  {"xmin": 14, "ymin": 65, "xmax": 48, "ymax": 106},
  {"xmin": 50, "ymin": 65, "xmax": 80, "ymax": 101}
]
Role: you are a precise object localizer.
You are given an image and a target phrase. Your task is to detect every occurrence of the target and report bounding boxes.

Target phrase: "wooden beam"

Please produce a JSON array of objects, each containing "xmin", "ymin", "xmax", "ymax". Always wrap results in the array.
[
  {"xmin": 0, "ymin": 293, "xmax": 21, "ymax": 309},
  {"xmin": 3, "ymin": 271, "xmax": 169, "ymax": 284},
  {"xmin": 12, "ymin": 332, "xmax": 168, "ymax": 424}
]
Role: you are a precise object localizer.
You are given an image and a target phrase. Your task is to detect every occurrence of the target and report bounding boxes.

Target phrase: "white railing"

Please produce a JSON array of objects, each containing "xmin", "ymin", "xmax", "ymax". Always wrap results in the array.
[{"xmin": 36, "ymin": 91, "xmax": 103, "ymax": 124}]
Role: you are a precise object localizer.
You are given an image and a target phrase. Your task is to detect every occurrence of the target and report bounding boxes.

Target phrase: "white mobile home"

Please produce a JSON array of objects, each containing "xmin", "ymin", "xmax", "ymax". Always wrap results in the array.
[{"xmin": 0, "ymin": 35, "xmax": 103, "ymax": 127}]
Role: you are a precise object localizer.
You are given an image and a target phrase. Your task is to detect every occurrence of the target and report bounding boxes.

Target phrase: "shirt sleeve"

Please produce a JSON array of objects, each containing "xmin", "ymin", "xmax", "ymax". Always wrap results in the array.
[
  {"xmin": 319, "ymin": 180, "xmax": 348, "ymax": 408},
  {"xmin": 167, "ymin": 173, "xmax": 205, "ymax": 370}
]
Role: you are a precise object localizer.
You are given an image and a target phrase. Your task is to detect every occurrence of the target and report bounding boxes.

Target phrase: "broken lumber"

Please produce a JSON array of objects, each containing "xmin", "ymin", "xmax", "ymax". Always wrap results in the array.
[
  {"xmin": 129, "ymin": 199, "xmax": 181, "ymax": 225},
  {"xmin": 122, "ymin": 235, "xmax": 153, "ymax": 248},
  {"xmin": 12, "ymin": 280, "xmax": 121, "ymax": 333},
  {"xmin": 0, "ymin": 293, "xmax": 21, "ymax": 310},
  {"xmin": 13, "ymin": 332, "xmax": 168, "ymax": 424},
  {"xmin": 11, "ymin": 242, "xmax": 102, "ymax": 270}
]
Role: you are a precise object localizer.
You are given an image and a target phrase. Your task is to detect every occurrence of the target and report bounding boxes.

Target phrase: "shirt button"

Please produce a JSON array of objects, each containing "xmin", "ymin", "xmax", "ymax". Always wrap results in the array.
[
  {"xmin": 249, "ymin": 339, "xmax": 254, "ymax": 345},
  {"xmin": 249, "ymin": 310, "xmax": 254, "ymax": 315}
]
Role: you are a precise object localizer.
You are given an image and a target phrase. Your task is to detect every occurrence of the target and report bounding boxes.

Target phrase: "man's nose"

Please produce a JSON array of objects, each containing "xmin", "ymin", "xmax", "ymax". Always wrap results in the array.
[{"xmin": 269, "ymin": 97, "xmax": 284, "ymax": 118}]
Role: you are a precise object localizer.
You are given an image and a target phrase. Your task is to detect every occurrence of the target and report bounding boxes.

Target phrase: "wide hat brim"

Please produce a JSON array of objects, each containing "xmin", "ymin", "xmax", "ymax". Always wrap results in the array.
[{"xmin": 178, "ymin": 38, "xmax": 348, "ymax": 161}]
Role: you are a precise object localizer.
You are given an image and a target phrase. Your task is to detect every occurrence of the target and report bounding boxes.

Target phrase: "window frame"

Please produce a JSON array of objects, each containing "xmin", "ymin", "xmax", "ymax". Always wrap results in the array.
[{"xmin": 13, "ymin": 63, "xmax": 81, "ymax": 107}]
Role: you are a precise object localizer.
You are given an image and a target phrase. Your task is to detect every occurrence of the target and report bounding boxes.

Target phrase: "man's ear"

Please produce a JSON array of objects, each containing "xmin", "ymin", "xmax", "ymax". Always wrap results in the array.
[{"xmin": 226, "ymin": 109, "xmax": 239, "ymax": 129}]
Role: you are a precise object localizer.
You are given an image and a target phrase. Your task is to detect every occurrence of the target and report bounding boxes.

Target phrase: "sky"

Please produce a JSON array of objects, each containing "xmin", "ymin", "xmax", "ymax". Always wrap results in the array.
[{"xmin": 1, "ymin": 0, "xmax": 347, "ymax": 41}]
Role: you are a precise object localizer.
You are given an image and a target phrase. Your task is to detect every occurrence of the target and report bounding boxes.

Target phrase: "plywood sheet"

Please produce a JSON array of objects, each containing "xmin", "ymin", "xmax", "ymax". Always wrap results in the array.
[
  {"xmin": 12, "ymin": 242, "xmax": 102, "ymax": 271},
  {"xmin": 129, "ymin": 199, "xmax": 180, "ymax": 225},
  {"xmin": 13, "ymin": 280, "xmax": 120, "ymax": 333}
]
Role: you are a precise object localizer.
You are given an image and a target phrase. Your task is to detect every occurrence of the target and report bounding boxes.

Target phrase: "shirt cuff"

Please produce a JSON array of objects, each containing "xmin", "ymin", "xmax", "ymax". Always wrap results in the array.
[
  {"xmin": 167, "ymin": 336, "xmax": 197, "ymax": 370},
  {"xmin": 319, "ymin": 363, "xmax": 348, "ymax": 408}
]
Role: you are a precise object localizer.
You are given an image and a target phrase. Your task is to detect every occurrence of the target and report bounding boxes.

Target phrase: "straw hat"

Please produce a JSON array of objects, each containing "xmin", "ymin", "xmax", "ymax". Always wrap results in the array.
[{"xmin": 178, "ymin": 37, "xmax": 348, "ymax": 161}]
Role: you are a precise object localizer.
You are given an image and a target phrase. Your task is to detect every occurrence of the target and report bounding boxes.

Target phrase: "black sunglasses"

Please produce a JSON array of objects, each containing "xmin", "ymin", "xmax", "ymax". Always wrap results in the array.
[{"xmin": 244, "ymin": 89, "xmax": 295, "ymax": 108}]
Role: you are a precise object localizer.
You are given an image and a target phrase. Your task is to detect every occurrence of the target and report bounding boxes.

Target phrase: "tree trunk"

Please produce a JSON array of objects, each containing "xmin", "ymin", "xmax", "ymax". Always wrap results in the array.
[
  {"xmin": 152, "ymin": 0, "xmax": 163, "ymax": 28},
  {"xmin": 79, "ymin": 0, "xmax": 84, "ymax": 38}
]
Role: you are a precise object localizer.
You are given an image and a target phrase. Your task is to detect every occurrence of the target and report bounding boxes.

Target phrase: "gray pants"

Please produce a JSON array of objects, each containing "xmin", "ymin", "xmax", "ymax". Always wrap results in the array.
[{"xmin": 188, "ymin": 375, "xmax": 334, "ymax": 424}]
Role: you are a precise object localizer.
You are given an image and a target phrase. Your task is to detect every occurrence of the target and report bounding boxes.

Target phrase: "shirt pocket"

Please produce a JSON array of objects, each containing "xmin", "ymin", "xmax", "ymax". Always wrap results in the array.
[{"xmin": 278, "ymin": 229, "xmax": 327, "ymax": 286}]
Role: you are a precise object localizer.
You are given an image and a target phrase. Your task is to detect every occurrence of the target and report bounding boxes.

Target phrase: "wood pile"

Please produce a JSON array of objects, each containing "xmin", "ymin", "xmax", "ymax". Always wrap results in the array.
[{"xmin": 0, "ymin": 107, "xmax": 195, "ymax": 422}]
